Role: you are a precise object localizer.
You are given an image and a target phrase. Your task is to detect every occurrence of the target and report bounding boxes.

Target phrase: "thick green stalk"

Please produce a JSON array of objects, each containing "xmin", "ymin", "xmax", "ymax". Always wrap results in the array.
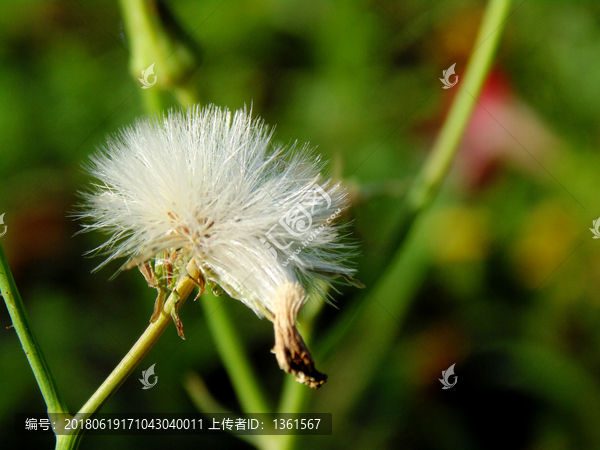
[
  {"xmin": 119, "ymin": 0, "xmax": 199, "ymax": 111},
  {"xmin": 0, "ymin": 243, "xmax": 69, "ymax": 415},
  {"xmin": 200, "ymin": 292, "xmax": 271, "ymax": 414}
]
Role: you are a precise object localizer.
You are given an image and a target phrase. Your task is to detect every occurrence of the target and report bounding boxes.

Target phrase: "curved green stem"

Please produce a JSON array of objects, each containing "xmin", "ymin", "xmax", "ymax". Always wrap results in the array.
[
  {"xmin": 316, "ymin": 0, "xmax": 514, "ymax": 421},
  {"xmin": 323, "ymin": 0, "xmax": 513, "ymax": 358},
  {"xmin": 0, "ymin": 243, "xmax": 69, "ymax": 415},
  {"xmin": 55, "ymin": 261, "xmax": 201, "ymax": 450}
]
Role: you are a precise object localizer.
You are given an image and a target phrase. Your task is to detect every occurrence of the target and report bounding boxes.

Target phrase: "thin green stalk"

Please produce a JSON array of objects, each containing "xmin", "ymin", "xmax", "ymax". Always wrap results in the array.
[
  {"xmin": 200, "ymin": 292, "xmax": 271, "ymax": 414},
  {"xmin": 184, "ymin": 372, "xmax": 270, "ymax": 449},
  {"xmin": 0, "ymin": 242, "xmax": 69, "ymax": 415},
  {"xmin": 7, "ymin": 4, "xmax": 203, "ymax": 450},
  {"xmin": 55, "ymin": 432, "xmax": 80, "ymax": 450},
  {"xmin": 315, "ymin": 221, "xmax": 430, "ymax": 417},
  {"xmin": 55, "ymin": 262, "xmax": 201, "ymax": 450},
  {"xmin": 119, "ymin": 0, "xmax": 275, "ymax": 444},
  {"xmin": 406, "ymin": 0, "xmax": 512, "ymax": 213},
  {"xmin": 321, "ymin": 0, "xmax": 513, "ymax": 360},
  {"xmin": 373, "ymin": 0, "xmax": 514, "ymax": 267},
  {"xmin": 184, "ymin": 371, "xmax": 232, "ymax": 414},
  {"xmin": 78, "ymin": 278, "xmax": 196, "ymax": 414},
  {"xmin": 316, "ymin": 0, "xmax": 513, "ymax": 422}
]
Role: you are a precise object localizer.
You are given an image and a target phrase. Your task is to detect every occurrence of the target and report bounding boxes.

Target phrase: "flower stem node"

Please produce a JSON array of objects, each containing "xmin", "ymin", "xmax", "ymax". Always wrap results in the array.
[{"xmin": 272, "ymin": 282, "xmax": 327, "ymax": 389}]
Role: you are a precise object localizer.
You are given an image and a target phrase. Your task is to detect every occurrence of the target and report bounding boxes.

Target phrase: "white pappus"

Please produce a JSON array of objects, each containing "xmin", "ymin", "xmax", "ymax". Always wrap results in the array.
[{"xmin": 78, "ymin": 104, "xmax": 360, "ymax": 388}]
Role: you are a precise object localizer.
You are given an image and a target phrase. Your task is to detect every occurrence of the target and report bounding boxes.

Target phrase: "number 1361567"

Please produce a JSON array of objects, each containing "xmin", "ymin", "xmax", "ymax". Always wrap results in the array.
[{"xmin": 273, "ymin": 419, "xmax": 320, "ymax": 430}]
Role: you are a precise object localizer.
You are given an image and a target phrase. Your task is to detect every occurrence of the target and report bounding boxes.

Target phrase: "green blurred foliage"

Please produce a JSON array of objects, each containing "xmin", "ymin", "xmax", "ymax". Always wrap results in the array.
[{"xmin": 2, "ymin": 1, "xmax": 600, "ymax": 449}]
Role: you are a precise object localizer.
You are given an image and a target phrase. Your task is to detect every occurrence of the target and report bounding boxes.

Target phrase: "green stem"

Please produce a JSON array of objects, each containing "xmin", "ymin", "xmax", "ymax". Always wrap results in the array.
[
  {"xmin": 323, "ymin": 0, "xmax": 513, "ymax": 358},
  {"xmin": 315, "ymin": 223, "xmax": 430, "ymax": 418},
  {"xmin": 184, "ymin": 371, "xmax": 269, "ymax": 449},
  {"xmin": 119, "ymin": 0, "xmax": 199, "ymax": 111},
  {"xmin": 184, "ymin": 371, "xmax": 232, "ymax": 414},
  {"xmin": 406, "ymin": 0, "xmax": 512, "ymax": 215},
  {"xmin": 0, "ymin": 243, "xmax": 69, "ymax": 415},
  {"xmin": 316, "ymin": 0, "xmax": 513, "ymax": 421},
  {"xmin": 376, "ymin": 0, "xmax": 513, "ymax": 266},
  {"xmin": 56, "ymin": 261, "xmax": 201, "ymax": 450},
  {"xmin": 55, "ymin": 433, "xmax": 80, "ymax": 450},
  {"xmin": 200, "ymin": 292, "xmax": 271, "ymax": 414}
]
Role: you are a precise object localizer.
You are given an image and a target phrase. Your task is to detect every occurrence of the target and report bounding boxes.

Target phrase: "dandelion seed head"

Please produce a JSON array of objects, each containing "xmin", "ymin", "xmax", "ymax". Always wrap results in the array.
[{"xmin": 79, "ymin": 104, "xmax": 356, "ymax": 318}]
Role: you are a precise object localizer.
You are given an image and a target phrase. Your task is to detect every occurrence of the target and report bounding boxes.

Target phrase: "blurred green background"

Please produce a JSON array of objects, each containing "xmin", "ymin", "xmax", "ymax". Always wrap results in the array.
[{"xmin": 3, "ymin": 0, "xmax": 600, "ymax": 449}]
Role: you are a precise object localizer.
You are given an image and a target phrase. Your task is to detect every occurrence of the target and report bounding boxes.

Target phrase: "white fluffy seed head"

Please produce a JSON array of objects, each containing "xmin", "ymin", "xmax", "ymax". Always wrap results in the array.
[{"xmin": 78, "ymin": 104, "xmax": 356, "ymax": 317}]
